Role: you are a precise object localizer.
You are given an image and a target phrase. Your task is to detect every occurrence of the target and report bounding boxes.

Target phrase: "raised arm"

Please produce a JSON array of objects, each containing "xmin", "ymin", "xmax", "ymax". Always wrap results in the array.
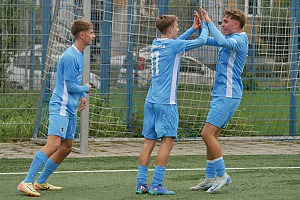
[
  {"xmin": 185, "ymin": 22, "xmax": 209, "ymax": 51},
  {"xmin": 200, "ymin": 7, "xmax": 245, "ymax": 50},
  {"xmin": 177, "ymin": 27, "xmax": 195, "ymax": 40},
  {"xmin": 207, "ymin": 22, "xmax": 247, "ymax": 51},
  {"xmin": 178, "ymin": 11, "xmax": 202, "ymax": 40}
]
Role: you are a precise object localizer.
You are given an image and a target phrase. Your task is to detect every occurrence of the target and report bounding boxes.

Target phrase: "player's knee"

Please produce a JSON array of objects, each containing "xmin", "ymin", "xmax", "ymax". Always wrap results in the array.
[
  {"xmin": 43, "ymin": 143, "xmax": 60, "ymax": 155},
  {"xmin": 62, "ymin": 145, "xmax": 73, "ymax": 154},
  {"xmin": 169, "ymin": 139, "xmax": 175, "ymax": 147},
  {"xmin": 201, "ymin": 131, "xmax": 209, "ymax": 141},
  {"xmin": 161, "ymin": 138, "xmax": 175, "ymax": 149}
]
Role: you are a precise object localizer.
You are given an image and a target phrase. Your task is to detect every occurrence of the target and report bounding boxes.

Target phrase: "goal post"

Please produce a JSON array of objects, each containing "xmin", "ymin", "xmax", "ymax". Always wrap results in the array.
[{"xmin": 79, "ymin": 0, "xmax": 91, "ymax": 154}]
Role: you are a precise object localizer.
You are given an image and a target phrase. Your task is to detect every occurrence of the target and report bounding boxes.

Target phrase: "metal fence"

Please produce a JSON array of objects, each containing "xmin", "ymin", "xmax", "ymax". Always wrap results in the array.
[{"xmin": 0, "ymin": 0, "xmax": 299, "ymax": 142}]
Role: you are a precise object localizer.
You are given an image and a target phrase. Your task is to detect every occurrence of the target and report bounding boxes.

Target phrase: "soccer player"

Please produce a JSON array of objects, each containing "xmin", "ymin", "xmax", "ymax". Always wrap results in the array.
[
  {"xmin": 135, "ymin": 11, "xmax": 209, "ymax": 195},
  {"xmin": 17, "ymin": 19, "xmax": 94, "ymax": 197},
  {"xmin": 189, "ymin": 8, "xmax": 248, "ymax": 193}
]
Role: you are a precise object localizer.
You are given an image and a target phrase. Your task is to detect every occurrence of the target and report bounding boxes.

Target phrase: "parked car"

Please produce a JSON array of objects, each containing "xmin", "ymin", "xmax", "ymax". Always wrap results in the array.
[
  {"xmin": 11, "ymin": 43, "xmax": 68, "ymax": 70},
  {"xmin": 13, "ymin": 43, "xmax": 101, "ymax": 69},
  {"xmin": 117, "ymin": 49, "xmax": 215, "ymax": 86},
  {"xmin": 5, "ymin": 66, "xmax": 100, "ymax": 90},
  {"xmin": 136, "ymin": 45, "xmax": 215, "ymax": 84},
  {"xmin": 110, "ymin": 53, "xmax": 144, "ymax": 86},
  {"xmin": 137, "ymin": 45, "xmax": 152, "ymax": 70},
  {"xmin": 5, "ymin": 43, "xmax": 101, "ymax": 90},
  {"xmin": 178, "ymin": 55, "xmax": 215, "ymax": 85},
  {"xmin": 113, "ymin": 52, "xmax": 151, "ymax": 86}
]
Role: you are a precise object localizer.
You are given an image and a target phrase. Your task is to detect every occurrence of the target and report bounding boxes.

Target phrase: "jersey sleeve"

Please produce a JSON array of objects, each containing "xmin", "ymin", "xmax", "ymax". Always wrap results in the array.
[
  {"xmin": 172, "ymin": 23, "xmax": 208, "ymax": 54},
  {"xmin": 184, "ymin": 22, "xmax": 209, "ymax": 51},
  {"xmin": 63, "ymin": 57, "xmax": 79, "ymax": 81},
  {"xmin": 206, "ymin": 37, "xmax": 220, "ymax": 46},
  {"xmin": 177, "ymin": 27, "xmax": 195, "ymax": 40},
  {"xmin": 207, "ymin": 22, "xmax": 246, "ymax": 51},
  {"xmin": 62, "ymin": 57, "xmax": 89, "ymax": 94},
  {"xmin": 65, "ymin": 80, "xmax": 89, "ymax": 94},
  {"xmin": 171, "ymin": 40, "xmax": 187, "ymax": 54},
  {"xmin": 80, "ymin": 93, "xmax": 87, "ymax": 98}
]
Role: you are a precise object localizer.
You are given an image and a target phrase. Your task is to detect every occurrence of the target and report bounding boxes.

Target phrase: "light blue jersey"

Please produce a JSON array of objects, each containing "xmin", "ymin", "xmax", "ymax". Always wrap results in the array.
[
  {"xmin": 49, "ymin": 45, "xmax": 88, "ymax": 118},
  {"xmin": 146, "ymin": 23, "xmax": 209, "ymax": 105},
  {"xmin": 207, "ymin": 22, "xmax": 248, "ymax": 98}
]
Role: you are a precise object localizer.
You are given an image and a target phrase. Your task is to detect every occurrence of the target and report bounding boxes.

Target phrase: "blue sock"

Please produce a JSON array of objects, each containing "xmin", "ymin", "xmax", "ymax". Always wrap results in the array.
[
  {"xmin": 24, "ymin": 150, "xmax": 48, "ymax": 183},
  {"xmin": 137, "ymin": 165, "xmax": 148, "ymax": 184},
  {"xmin": 214, "ymin": 157, "xmax": 226, "ymax": 177},
  {"xmin": 205, "ymin": 160, "xmax": 216, "ymax": 178},
  {"xmin": 36, "ymin": 158, "xmax": 59, "ymax": 184},
  {"xmin": 151, "ymin": 166, "xmax": 166, "ymax": 187}
]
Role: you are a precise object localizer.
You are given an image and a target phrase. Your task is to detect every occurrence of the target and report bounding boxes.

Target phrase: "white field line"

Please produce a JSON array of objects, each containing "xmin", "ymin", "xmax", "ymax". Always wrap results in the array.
[{"xmin": 1, "ymin": 167, "xmax": 300, "ymax": 175}]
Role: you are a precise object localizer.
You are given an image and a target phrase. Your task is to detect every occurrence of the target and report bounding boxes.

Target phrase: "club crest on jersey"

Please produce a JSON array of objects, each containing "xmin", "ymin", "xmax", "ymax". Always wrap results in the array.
[{"xmin": 60, "ymin": 126, "xmax": 65, "ymax": 134}]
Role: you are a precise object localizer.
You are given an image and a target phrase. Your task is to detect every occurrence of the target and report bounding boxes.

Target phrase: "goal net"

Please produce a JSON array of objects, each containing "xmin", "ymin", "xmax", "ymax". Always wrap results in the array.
[{"xmin": 33, "ymin": 0, "xmax": 85, "ymax": 141}]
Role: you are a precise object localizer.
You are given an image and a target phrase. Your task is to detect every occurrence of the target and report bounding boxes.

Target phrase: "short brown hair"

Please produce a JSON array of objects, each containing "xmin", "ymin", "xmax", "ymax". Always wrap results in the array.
[
  {"xmin": 71, "ymin": 19, "xmax": 93, "ymax": 37},
  {"xmin": 155, "ymin": 15, "xmax": 178, "ymax": 34},
  {"xmin": 224, "ymin": 9, "xmax": 246, "ymax": 29}
]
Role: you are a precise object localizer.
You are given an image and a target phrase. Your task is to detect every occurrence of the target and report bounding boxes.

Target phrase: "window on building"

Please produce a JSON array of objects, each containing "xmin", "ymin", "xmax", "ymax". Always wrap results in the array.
[{"xmin": 245, "ymin": 0, "xmax": 273, "ymax": 17}]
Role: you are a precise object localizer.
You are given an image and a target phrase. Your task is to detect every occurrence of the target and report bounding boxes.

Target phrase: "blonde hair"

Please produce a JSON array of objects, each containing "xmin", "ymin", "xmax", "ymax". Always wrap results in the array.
[{"xmin": 224, "ymin": 9, "xmax": 246, "ymax": 28}]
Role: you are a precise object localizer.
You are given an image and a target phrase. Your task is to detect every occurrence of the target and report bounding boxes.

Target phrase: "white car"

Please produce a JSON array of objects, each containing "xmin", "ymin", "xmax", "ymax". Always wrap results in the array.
[
  {"xmin": 6, "ymin": 43, "xmax": 100, "ymax": 90},
  {"xmin": 11, "ymin": 44, "xmax": 67, "ymax": 70},
  {"xmin": 178, "ymin": 55, "xmax": 215, "ymax": 86},
  {"xmin": 6, "ymin": 66, "xmax": 100, "ymax": 90}
]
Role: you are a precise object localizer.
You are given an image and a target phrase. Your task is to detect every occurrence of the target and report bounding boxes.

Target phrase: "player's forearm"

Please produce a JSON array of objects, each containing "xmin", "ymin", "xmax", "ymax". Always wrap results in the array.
[
  {"xmin": 80, "ymin": 92, "xmax": 86, "ymax": 99},
  {"xmin": 178, "ymin": 27, "xmax": 195, "ymax": 40},
  {"xmin": 208, "ymin": 22, "xmax": 230, "ymax": 48},
  {"xmin": 185, "ymin": 23, "xmax": 208, "ymax": 51},
  {"xmin": 197, "ymin": 21, "xmax": 208, "ymax": 36},
  {"xmin": 206, "ymin": 37, "xmax": 220, "ymax": 46},
  {"xmin": 198, "ymin": 29, "xmax": 201, "ymax": 37},
  {"xmin": 66, "ymin": 80, "xmax": 89, "ymax": 94}
]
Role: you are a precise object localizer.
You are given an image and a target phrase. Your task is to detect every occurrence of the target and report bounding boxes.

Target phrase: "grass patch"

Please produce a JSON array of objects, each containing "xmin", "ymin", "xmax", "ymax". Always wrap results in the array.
[{"xmin": 0, "ymin": 155, "xmax": 300, "ymax": 199}]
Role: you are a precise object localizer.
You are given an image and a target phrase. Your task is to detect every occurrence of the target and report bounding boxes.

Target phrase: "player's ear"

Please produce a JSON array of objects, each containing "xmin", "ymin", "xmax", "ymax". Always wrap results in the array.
[
  {"xmin": 80, "ymin": 32, "xmax": 85, "ymax": 39},
  {"xmin": 234, "ymin": 21, "xmax": 240, "ymax": 29},
  {"xmin": 168, "ymin": 26, "xmax": 172, "ymax": 34}
]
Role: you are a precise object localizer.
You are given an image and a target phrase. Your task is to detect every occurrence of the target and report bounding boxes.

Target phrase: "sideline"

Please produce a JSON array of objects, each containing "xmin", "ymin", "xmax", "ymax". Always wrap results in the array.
[{"xmin": 1, "ymin": 166, "xmax": 300, "ymax": 175}]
